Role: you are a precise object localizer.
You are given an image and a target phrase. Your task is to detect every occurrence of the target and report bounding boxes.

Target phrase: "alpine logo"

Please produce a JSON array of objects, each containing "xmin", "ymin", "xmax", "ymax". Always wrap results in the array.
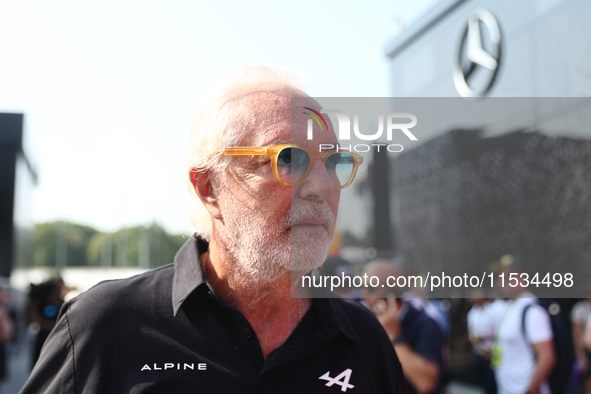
[
  {"xmin": 140, "ymin": 362, "xmax": 207, "ymax": 371},
  {"xmin": 319, "ymin": 368, "xmax": 355, "ymax": 392}
]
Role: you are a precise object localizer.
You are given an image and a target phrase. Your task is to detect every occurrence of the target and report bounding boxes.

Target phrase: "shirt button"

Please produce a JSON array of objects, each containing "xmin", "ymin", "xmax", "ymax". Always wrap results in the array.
[{"xmin": 244, "ymin": 328, "xmax": 253, "ymax": 339}]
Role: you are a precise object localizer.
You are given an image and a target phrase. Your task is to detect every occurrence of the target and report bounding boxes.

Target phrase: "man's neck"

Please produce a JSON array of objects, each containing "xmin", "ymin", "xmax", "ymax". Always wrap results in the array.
[{"xmin": 204, "ymin": 237, "xmax": 311, "ymax": 359}]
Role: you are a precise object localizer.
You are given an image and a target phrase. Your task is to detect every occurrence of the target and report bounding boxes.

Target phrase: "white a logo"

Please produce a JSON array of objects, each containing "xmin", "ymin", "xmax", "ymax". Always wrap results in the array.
[{"xmin": 319, "ymin": 368, "xmax": 355, "ymax": 392}]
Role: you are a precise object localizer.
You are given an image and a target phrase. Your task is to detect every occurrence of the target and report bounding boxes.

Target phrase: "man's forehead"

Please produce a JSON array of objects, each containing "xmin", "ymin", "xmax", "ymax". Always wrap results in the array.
[
  {"xmin": 237, "ymin": 91, "xmax": 321, "ymax": 118},
  {"xmin": 236, "ymin": 91, "xmax": 327, "ymax": 146},
  {"xmin": 240, "ymin": 91, "xmax": 291, "ymax": 114}
]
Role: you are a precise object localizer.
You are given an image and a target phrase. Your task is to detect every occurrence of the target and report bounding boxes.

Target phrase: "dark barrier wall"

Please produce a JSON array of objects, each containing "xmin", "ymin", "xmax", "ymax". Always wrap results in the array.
[
  {"xmin": 0, "ymin": 114, "xmax": 25, "ymax": 277},
  {"xmin": 391, "ymin": 129, "xmax": 591, "ymax": 282}
]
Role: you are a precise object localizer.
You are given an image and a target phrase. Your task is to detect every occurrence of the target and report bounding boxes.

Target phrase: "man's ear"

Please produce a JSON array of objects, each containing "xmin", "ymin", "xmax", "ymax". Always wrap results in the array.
[{"xmin": 190, "ymin": 169, "xmax": 222, "ymax": 220}]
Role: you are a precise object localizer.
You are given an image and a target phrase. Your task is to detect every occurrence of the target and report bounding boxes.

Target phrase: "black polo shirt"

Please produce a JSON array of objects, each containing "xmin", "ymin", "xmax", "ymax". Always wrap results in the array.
[{"xmin": 20, "ymin": 235, "xmax": 405, "ymax": 394}]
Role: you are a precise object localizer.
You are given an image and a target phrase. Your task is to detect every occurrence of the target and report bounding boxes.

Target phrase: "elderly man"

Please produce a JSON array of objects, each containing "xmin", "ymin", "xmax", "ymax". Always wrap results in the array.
[{"xmin": 20, "ymin": 67, "xmax": 405, "ymax": 393}]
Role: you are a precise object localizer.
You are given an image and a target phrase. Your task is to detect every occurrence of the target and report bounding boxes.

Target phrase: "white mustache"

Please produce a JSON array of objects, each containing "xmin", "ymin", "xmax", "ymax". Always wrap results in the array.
[{"xmin": 286, "ymin": 202, "xmax": 335, "ymax": 230}]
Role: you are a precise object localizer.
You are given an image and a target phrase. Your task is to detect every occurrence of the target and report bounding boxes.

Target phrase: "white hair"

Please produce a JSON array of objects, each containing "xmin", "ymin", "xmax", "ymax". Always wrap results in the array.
[{"xmin": 187, "ymin": 66, "xmax": 307, "ymax": 239}]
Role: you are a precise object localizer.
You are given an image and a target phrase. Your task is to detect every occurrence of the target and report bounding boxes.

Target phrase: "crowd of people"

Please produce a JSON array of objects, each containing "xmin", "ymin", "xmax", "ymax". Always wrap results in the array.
[{"xmin": 325, "ymin": 254, "xmax": 590, "ymax": 394}]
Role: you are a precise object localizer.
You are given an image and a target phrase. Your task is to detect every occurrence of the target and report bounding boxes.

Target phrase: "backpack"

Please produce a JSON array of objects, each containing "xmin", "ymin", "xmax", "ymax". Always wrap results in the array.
[{"xmin": 522, "ymin": 301, "xmax": 575, "ymax": 394}]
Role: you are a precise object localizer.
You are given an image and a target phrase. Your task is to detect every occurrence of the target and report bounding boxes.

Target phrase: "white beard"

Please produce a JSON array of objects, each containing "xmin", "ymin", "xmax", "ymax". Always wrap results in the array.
[
  {"xmin": 216, "ymin": 187, "xmax": 335, "ymax": 286},
  {"xmin": 289, "ymin": 202, "xmax": 336, "ymax": 270}
]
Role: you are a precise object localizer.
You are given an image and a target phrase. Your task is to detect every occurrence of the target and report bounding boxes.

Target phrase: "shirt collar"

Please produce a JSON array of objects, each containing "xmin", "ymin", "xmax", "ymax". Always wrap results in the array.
[
  {"xmin": 172, "ymin": 234, "xmax": 208, "ymax": 316},
  {"xmin": 171, "ymin": 234, "xmax": 360, "ymax": 342},
  {"xmin": 324, "ymin": 298, "xmax": 361, "ymax": 343}
]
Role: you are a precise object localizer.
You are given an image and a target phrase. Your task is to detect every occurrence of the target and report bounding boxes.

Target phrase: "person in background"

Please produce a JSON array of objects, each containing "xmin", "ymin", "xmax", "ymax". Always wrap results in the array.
[
  {"xmin": 492, "ymin": 259, "xmax": 555, "ymax": 394},
  {"xmin": 402, "ymin": 288, "xmax": 451, "ymax": 343},
  {"xmin": 572, "ymin": 298, "xmax": 591, "ymax": 394},
  {"xmin": 467, "ymin": 289, "xmax": 497, "ymax": 394},
  {"xmin": 0, "ymin": 288, "xmax": 13, "ymax": 394},
  {"xmin": 362, "ymin": 259, "xmax": 445, "ymax": 394},
  {"xmin": 27, "ymin": 278, "xmax": 65, "ymax": 369},
  {"xmin": 582, "ymin": 314, "xmax": 591, "ymax": 394}
]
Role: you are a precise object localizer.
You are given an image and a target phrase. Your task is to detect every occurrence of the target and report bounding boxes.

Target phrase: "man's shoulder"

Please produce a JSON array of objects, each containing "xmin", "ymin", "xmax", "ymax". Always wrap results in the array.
[
  {"xmin": 326, "ymin": 297, "xmax": 406, "ymax": 390},
  {"xmin": 63, "ymin": 264, "xmax": 175, "ymax": 328},
  {"xmin": 328, "ymin": 297, "xmax": 388, "ymax": 340},
  {"xmin": 405, "ymin": 304, "xmax": 437, "ymax": 325},
  {"xmin": 515, "ymin": 296, "xmax": 547, "ymax": 317},
  {"xmin": 77, "ymin": 263, "xmax": 173, "ymax": 302},
  {"xmin": 402, "ymin": 305, "xmax": 444, "ymax": 343},
  {"xmin": 521, "ymin": 301, "xmax": 551, "ymax": 325},
  {"xmin": 330, "ymin": 296, "xmax": 374, "ymax": 317}
]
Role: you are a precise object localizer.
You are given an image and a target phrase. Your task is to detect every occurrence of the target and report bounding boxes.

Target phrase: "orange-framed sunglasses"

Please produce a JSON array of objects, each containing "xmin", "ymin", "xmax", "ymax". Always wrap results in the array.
[{"xmin": 223, "ymin": 144, "xmax": 363, "ymax": 189}]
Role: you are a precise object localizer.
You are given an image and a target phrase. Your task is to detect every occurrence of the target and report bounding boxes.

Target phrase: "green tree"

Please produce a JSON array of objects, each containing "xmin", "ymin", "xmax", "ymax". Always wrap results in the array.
[
  {"xmin": 86, "ymin": 223, "xmax": 187, "ymax": 268},
  {"xmin": 32, "ymin": 221, "xmax": 98, "ymax": 267},
  {"xmin": 33, "ymin": 221, "xmax": 186, "ymax": 268}
]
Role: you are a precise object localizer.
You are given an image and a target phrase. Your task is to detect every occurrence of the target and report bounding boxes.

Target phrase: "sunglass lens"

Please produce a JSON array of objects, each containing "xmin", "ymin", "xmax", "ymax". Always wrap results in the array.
[
  {"xmin": 277, "ymin": 147, "xmax": 310, "ymax": 184},
  {"xmin": 326, "ymin": 152, "xmax": 355, "ymax": 187}
]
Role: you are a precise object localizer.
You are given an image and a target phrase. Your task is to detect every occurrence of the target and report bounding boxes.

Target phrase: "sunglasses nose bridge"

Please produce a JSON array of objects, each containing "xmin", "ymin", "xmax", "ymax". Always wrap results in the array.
[{"xmin": 309, "ymin": 150, "xmax": 331, "ymax": 164}]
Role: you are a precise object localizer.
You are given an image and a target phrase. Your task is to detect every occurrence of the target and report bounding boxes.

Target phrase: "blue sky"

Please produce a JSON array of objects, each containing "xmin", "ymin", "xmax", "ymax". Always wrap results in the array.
[{"xmin": 0, "ymin": 0, "xmax": 439, "ymax": 234}]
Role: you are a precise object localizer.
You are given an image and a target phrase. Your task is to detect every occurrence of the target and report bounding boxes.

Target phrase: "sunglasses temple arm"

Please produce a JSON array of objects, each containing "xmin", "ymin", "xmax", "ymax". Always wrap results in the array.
[{"xmin": 223, "ymin": 148, "xmax": 269, "ymax": 156}]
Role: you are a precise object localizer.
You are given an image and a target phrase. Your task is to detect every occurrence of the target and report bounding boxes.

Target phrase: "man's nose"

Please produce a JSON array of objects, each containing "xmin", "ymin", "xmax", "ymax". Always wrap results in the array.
[{"xmin": 298, "ymin": 159, "xmax": 334, "ymax": 201}]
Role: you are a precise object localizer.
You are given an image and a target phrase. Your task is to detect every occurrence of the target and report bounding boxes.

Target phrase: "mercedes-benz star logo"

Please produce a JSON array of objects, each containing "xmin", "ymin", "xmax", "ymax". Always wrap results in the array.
[{"xmin": 453, "ymin": 10, "xmax": 502, "ymax": 98}]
